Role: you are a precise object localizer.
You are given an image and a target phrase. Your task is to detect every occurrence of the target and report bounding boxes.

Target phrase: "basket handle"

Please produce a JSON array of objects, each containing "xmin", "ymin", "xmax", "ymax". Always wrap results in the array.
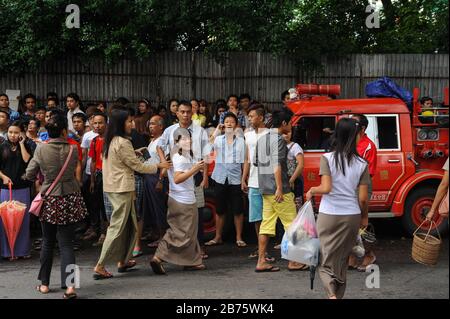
[{"xmin": 414, "ymin": 219, "xmax": 442, "ymax": 242}]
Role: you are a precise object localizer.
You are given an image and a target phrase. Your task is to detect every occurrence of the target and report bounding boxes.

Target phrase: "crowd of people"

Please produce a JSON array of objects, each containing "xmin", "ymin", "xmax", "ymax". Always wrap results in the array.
[{"xmin": 1, "ymin": 89, "xmax": 446, "ymax": 300}]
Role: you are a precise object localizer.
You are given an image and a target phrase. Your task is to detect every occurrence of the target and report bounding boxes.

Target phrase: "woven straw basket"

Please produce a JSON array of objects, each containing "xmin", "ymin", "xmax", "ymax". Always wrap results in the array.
[{"xmin": 412, "ymin": 220, "xmax": 442, "ymax": 266}]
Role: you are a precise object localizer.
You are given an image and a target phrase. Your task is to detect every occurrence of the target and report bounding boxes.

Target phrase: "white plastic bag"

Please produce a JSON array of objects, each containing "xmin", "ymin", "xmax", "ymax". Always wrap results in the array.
[
  {"xmin": 286, "ymin": 200, "xmax": 317, "ymax": 243},
  {"xmin": 281, "ymin": 236, "xmax": 320, "ymax": 266},
  {"xmin": 281, "ymin": 201, "xmax": 320, "ymax": 266}
]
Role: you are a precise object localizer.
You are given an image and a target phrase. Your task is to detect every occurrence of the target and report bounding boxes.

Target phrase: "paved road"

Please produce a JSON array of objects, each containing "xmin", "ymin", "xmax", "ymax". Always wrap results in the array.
[{"xmin": 0, "ymin": 226, "xmax": 448, "ymax": 299}]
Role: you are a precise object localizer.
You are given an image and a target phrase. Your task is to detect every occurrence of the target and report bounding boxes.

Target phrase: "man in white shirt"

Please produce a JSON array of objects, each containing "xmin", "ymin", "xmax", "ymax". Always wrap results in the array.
[
  {"xmin": 66, "ymin": 93, "xmax": 84, "ymax": 132},
  {"xmin": 242, "ymin": 104, "xmax": 274, "ymax": 261}
]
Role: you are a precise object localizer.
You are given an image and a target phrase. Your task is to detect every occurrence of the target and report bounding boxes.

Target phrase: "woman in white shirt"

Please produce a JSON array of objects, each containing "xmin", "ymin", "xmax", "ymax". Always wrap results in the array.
[
  {"xmin": 306, "ymin": 118, "xmax": 370, "ymax": 299},
  {"xmin": 150, "ymin": 127, "xmax": 206, "ymax": 274}
]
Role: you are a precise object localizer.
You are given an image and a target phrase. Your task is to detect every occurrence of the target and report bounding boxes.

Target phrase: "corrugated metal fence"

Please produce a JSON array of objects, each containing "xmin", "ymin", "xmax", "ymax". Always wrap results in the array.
[{"xmin": 1, "ymin": 53, "xmax": 448, "ymax": 111}]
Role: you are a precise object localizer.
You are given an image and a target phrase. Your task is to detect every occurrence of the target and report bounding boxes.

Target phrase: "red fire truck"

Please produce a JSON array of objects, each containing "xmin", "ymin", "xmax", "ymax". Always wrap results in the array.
[{"xmin": 287, "ymin": 84, "xmax": 449, "ymax": 236}]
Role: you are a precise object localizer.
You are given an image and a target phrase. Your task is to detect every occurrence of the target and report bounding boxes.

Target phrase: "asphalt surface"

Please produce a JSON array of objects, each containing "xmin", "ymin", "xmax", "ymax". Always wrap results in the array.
[{"xmin": 0, "ymin": 220, "xmax": 448, "ymax": 299}]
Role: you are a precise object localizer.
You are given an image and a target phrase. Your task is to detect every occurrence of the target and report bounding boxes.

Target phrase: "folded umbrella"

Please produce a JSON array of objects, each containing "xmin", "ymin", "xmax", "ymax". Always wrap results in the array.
[{"xmin": 0, "ymin": 183, "xmax": 27, "ymax": 258}]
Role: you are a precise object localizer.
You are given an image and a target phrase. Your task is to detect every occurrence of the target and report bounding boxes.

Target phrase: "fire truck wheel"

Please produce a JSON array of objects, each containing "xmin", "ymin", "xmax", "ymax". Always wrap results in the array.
[
  {"xmin": 203, "ymin": 188, "xmax": 217, "ymax": 241},
  {"xmin": 402, "ymin": 188, "xmax": 449, "ymax": 237}
]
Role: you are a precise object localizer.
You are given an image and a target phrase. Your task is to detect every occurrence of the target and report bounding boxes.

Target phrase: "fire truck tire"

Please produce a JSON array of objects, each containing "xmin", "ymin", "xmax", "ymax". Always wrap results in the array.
[
  {"xmin": 203, "ymin": 188, "xmax": 217, "ymax": 241},
  {"xmin": 402, "ymin": 188, "xmax": 449, "ymax": 237}
]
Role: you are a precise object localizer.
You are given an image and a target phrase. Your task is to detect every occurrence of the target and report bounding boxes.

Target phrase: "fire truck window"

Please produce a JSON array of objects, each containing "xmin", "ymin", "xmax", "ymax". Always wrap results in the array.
[
  {"xmin": 295, "ymin": 117, "xmax": 336, "ymax": 151},
  {"xmin": 376, "ymin": 116, "xmax": 399, "ymax": 149}
]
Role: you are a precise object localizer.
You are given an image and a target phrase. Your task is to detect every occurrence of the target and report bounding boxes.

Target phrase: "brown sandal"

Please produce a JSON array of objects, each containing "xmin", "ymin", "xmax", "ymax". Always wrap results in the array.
[
  {"xmin": 255, "ymin": 266, "xmax": 281, "ymax": 273},
  {"xmin": 150, "ymin": 257, "xmax": 167, "ymax": 275},
  {"xmin": 36, "ymin": 285, "xmax": 50, "ymax": 294},
  {"xmin": 118, "ymin": 260, "xmax": 137, "ymax": 273},
  {"xmin": 288, "ymin": 263, "xmax": 309, "ymax": 271},
  {"xmin": 93, "ymin": 269, "xmax": 113, "ymax": 280}
]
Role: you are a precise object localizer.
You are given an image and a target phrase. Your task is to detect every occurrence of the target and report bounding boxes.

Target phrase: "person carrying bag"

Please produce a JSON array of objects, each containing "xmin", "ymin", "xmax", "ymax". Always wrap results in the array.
[{"xmin": 29, "ymin": 146, "xmax": 73, "ymax": 217}]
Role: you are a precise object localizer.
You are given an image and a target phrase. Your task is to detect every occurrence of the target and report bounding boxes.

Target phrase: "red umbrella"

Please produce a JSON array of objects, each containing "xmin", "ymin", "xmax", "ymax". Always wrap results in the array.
[{"xmin": 0, "ymin": 183, "xmax": 27, "ymax": 259}]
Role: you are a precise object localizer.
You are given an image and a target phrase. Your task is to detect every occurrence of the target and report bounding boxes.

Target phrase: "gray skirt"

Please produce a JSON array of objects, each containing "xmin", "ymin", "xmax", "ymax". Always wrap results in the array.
[
  {"xmin": 155, "ymin": 197, "xmax": 202, "ymax": 266},
  {"xmin": 317, "ymin": 213, "xmax": 360, "ymax": 299}
]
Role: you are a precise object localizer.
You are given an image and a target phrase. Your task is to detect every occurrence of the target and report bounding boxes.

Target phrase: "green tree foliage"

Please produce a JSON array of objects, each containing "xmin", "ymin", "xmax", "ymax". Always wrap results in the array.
[
  {"xmin": 376, "ymin": 0, "xmax": 449, "ymax": 53},
  {"xmin": 0, "ymin": 0, "xmax": 448, "ymax": 73}
]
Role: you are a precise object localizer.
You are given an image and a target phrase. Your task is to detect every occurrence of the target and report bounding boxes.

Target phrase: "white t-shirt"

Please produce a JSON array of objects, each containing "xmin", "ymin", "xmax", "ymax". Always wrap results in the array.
[
  {"xmin": 319, "ymin": 152, "xmax": 369, "ymax": 216},
  {"xmin": 244, "ymin": 129, "xmax": 268, "ymax": 188},
  {"xmin": 81, "ymin": 130, "xmax": 98, "ymax": 175},
  {"xmin": 168, "ymin": 153, "xmax": 196, "ymax": 204},
  {"xmin": 287, "ymin": 142, "xmax": 303, "ymax": 160},
  {"xmin": 146, "ymin": 136, "xmax": 166, "ymax": 165}
]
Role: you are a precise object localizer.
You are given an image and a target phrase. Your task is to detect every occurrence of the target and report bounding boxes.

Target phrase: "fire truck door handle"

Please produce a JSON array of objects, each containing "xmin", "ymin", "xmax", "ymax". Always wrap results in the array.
[
  {"xmin": 407, "ymin": 154, "xmax": 419, "ymax": 166},
  {"xmin": 388, "ymin": 159, "xmax": 400, "ymax": 163}
]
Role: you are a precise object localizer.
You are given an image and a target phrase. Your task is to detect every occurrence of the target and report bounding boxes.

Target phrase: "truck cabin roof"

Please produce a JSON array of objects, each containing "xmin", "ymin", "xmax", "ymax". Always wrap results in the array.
[{"xmin": 287, "ymin": 97, "xmax": 410, "ymax": 125}]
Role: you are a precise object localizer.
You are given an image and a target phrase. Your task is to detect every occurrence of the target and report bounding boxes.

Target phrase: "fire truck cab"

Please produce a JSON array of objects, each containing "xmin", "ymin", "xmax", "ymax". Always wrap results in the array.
[{"xmin": 287, "ymin": 84, "xmax": 449, "ymax": 236}]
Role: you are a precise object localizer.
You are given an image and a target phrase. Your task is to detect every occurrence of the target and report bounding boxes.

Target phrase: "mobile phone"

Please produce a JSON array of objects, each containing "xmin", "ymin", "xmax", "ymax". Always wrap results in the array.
[{"xmin": 142, "ymin": 149, "xmax": 151, "ymax": 161}]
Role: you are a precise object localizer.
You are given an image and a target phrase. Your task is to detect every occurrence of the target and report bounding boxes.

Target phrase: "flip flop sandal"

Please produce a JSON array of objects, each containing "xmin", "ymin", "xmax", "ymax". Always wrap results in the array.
[
  {"xmin": 93, "ymin": 270, "xmax": 113, "ymax": 280},
  {"xmin": 118, "ymin": 260, "xmax": 137, "ymax": 273},
  {"xmin": 36, "ymin": 285, "xmax": 50, "ymax": 294},
  {"xmin": 204, "ymin": 239, "xmax": 223, "ymax": 246},
  {"xmin": 248, "ymin": 251, "xmax": 275, "ymax": 262},
  {"xmin": 255, "ymin": 266, "xmax": 281, "ymax": 273},
  {"xmin": 63, "ymin": 292, "xmax": 77, "ymax": 299},
  {"xmin": 248, "ymin": 250, "xmax": 259, "ymax": 259},
  {"xmin": 236, "ymin": 240, "xmax": 247, "ymax": 248},
  {"xmin": 288, "ymin": 264, "xmax": 309, "ymax": 271},
  {"xmin": 150, "ymin": 258, "xmax": 167, "ymax": 275}
]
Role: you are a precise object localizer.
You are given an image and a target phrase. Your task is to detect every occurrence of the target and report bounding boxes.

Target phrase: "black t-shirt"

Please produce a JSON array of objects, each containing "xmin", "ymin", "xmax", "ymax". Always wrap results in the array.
[{"xmin": 0, "ymin": 141, "xmax": 33, "ymax": 189}]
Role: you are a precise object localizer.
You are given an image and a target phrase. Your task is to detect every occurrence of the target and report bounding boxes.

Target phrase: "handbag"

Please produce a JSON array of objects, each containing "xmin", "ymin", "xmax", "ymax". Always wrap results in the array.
[
  {"xmin": 438, "ymin": 189, "xmax": 449, "ymax": 217},
  {"xmin": 29, "ymin": 145, "xmax": 74, "ymax": 217}
]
